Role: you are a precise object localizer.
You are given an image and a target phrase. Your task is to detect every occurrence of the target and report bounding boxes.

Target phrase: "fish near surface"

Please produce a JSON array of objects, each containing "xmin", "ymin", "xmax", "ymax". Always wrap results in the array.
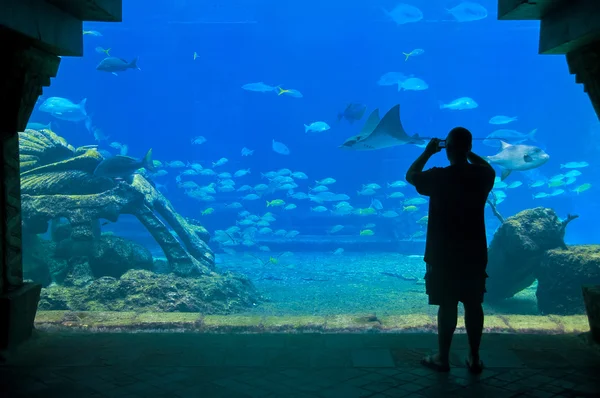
[
  {"xmin": 383, "ymin": 3, "xmax": 423, "ymax": 25},
  {"xmin": 487, "ymin": 141, "xmax": 549, "ymax": 181},
  {"xmin": 97, "ymin": 57, "xmax": 140, "ymax": 75},
  {"xmin": 399, "ymin": 77, "xmax": 428, "ymax": 91},
  {"xmin": 242, "ymin": 82, "xmax": 275, "ymax": 92},
  {"xmin": 483, "ymin": 128, "xmax": 537, "ymax": 147},
  {"xmin": 94, "ymin": 148, "xmax": 156, "ymax": 179},
  {"xmin": 440, "ymin": 97, "xmax": 478, "ymax": 110},
  {"xmin": 447, "ymin": 2, "xmax": 488, "ymax": 22},
  {"xmin": 339, "ymin": 104, "xmax": 425, "ymax": 150},
  {"xmin": 272, "ymin": 139, "xmax": 290, "ymax": 155},
  {"xmin": 39, "ymin": 97, "xmax": 89, "ymax": 123},
  {"xmin": 378, "ymin": 72, "xmax": 408, "ymax": 86},
  {"xmin": 338, "ymin": 103, "xmax": 366, "ymax": 123}
]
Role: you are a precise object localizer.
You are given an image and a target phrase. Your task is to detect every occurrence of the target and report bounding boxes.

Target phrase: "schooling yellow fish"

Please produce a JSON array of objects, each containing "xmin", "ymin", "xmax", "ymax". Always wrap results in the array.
[
  {"xmin": 572, "ymin": 183, "xmax": 591, "ymax": 194},
  {"xmin": 193, "ymin": 52, "xmax": 198, "ymax": 60},
  {"xmin": 266, "ymin": 199, "xmax": 285, "ymax": 207},
  {"xmin": 403, "ymin": 206, "xmax": 418, "ymax": 212},
  {"xmin": 360, "ymin": 229, "xmax": 375, "ymax": 236},
  {"xmin": 201, "ymin": 208, "xmax": 214, "ymax": 216},
  {"xmin": 269, "ymin": 256, "xmax": 279, "ymax": 265},
  {"xmin": 358, "ymin": 208, "xmax": 377, "ymax": 216},
  {"xmin": 277, "ymin": 87, "xmax": 291, "ymax": 96}
]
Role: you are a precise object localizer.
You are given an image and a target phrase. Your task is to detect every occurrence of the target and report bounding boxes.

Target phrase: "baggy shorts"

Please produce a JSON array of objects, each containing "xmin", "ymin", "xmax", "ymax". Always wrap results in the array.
[{"xmin": 424, "ymin": 263, "xmax": 487, "ymax": 305}]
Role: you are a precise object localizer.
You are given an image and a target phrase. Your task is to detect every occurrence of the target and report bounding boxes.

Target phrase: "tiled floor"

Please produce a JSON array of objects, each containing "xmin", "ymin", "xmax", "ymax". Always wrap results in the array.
[{"xmin": 1, "ymin": 331, "xmax": 599, "ymax": 397}]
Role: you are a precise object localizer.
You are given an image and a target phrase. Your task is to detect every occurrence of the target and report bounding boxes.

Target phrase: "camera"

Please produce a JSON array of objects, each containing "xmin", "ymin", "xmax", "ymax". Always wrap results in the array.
[{"xmin": 438, "ymin": 140, "xmax": 446, "ymax": 149}]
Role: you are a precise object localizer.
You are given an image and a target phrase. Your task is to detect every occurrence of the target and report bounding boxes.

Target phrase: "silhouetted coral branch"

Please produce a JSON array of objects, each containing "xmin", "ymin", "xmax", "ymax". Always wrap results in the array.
[
  {"xmin": 561, "ymin": 213, "xmax": 579, "ymax": 230},
  {"xmin": 486, "ymin": 192, "xmax": 504, "ymax": 223}
]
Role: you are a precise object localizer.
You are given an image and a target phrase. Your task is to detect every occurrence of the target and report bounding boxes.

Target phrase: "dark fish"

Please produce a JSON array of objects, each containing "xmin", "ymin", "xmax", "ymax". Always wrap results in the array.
[
  {"xmin": 96, "ymin": 57, "xmax": 140, "ymax": 74},
  {"xmin": 338, "ymin": 103, "xmax": 366, "ymax": 123},
  {"xmin": 94, "ymin": 148, "xmax": 155, "ymax": 178}
]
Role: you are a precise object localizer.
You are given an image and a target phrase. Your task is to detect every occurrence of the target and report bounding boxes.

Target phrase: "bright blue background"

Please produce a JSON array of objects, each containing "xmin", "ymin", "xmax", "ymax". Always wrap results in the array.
[{"xmin": 31, "ymin": 0, "xmax": 599, "ymax": 246}]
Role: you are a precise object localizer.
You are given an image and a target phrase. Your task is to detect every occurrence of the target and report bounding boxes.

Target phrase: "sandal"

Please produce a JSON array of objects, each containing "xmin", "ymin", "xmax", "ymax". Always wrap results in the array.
[
  {"xmin": 465, "ymin": 356, "xmax": 484, "ymax": 374},
  {"xmin": 420, "ymin": 354, "xmax": 450, "ymax": 372}
]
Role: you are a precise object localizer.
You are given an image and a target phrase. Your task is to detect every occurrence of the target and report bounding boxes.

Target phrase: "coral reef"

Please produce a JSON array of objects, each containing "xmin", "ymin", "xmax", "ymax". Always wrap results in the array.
[
  {"xmin": 20, "ymin": 129, "xmax": 262, "ymax": 314},
  {"xmin": 38, "ymin": 270, "xmax": 261, "ymax": 314},
  {"xmin": 537, "ymin": 245, "xmax": 600, "ymax": 315},
  {"xmin": 19, "ymin": 128, "xmax": 214, "ymax": 276},
  {"xmin": 486, "ymin": 208, "xmax": 577, "ymax": 301}
]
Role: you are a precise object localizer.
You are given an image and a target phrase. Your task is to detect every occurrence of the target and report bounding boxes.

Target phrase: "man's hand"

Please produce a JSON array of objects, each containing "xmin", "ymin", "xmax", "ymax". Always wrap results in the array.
[{"xmin": 424, "ymin": 138, "xmax": 442, "ymax": 155}]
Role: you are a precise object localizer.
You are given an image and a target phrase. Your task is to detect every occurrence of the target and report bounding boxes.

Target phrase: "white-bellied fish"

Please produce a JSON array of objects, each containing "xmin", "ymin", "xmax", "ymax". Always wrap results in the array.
[
  {"xmin": 383, "ymin": 3, "xmax": 423, "ymax": 25},
  {"xmin": 242, "ymin": 82, "xmax": 276, "ymax": 92},
  {"xmin": 489, "ymin": 115, "xmax": 517, "ymax": 125},
  {"xmin": 487, "ymin": 141, "xmax": 550, "ymax": 180},
  {"xmin": 39, "ymin": 97, "xmax": 92, "ymax": 131},
  {"xmin": 304, "ymin": 121, "xmax": 330, "ymax": 133},
  {"xmin": 272, "ymin": 139, "xmax": 290, "ymax": 155},
  {"xmin": 399, "ymin": 77, "xmax": 428, "ymax": 91},
  {"xmin": 440, "ymin": 97, "xmax": 478, "ymax": 110},
  {"xmin": 560, "ymin": 161, "xmax": 589, "ymax": 169},
  {"xmin": 447, "ymin": 2, "xmax": 488, "ymax": 22}
]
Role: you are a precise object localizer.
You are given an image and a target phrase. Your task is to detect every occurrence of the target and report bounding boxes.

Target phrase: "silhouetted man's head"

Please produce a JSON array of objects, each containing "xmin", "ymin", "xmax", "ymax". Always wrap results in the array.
[{"xmin": 446, "ymin": 127, "xmax": 472, "ymax": 163}]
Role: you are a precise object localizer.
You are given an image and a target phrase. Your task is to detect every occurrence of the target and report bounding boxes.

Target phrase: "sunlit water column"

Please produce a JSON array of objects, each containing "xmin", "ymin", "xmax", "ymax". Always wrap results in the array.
[
  {"xmin": 0, "ymin": 0, "xmax": 122, "ymax": 359},
  {"xmin": 498, "ymin": 0, "xmax": 600, "ymax": 343}
]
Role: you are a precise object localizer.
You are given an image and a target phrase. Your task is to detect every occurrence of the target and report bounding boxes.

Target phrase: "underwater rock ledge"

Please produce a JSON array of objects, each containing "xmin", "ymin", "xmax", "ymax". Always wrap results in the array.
[
  {"xmin": 20, "ymin": 128, "xmax": 262, "ymax": 314},
  {"xmin": 486, "ymin": 207, "xmax": 577, "ymax": 302},
  {"xmin": 38, "ymin": 269, "xmax": 263, "ymax": 314}
]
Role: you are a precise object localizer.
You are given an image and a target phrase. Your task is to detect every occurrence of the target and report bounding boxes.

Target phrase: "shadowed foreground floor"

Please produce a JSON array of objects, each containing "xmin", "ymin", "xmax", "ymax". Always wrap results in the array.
[{"xmin": 1, "ymin": 331, "xmax": 600, "ymax": 397}]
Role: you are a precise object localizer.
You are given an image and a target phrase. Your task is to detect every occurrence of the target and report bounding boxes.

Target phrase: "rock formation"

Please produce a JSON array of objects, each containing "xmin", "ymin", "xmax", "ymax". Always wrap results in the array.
[
  {"xmin": 20, "ymin": 129, "xmax": 263, "ymax": 313},
  {"xmin": 537, "ymin": 245, "xmax": 600, "ymax": 315},
  {"xmin": 485, "ymin": 207, "xmax": 577, "ymax": 302},
  {"xmin": 19, "ymin": 128, "xmax": 213, "ymax": 276}
]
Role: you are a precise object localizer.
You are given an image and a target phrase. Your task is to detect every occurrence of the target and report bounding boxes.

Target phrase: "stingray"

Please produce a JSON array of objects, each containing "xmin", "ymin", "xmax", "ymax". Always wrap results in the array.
[{"xmin": 339, "ymin": 105, "xmax": 424, "ymax": 150}]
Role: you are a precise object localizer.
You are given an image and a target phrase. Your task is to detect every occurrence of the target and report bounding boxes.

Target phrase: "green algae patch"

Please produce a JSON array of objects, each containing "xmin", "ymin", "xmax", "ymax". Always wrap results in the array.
[
  {"xmin": 77, "ymin": 311, "xmax": 139, "ymax": 328},
  {"xmin": 135, "ymin": 312, "xmax": 200, "ymax": 324},
  {"xmin": 202, "ymin": 315, "xmax": 265, "ymax": 332},
  {"xmin": 35, "ymin": 310, "xmax": 591, "ymax": 334},
  {"xmin": 325, "ymin": 314, "xmax": 384, "ymax": 331},
  {"xmin": 261, "ymin": 315, "xmax": 326, "ymax": 331},
  {"xmin": 379, "ymin": 314, "xmax": 435, "ymax": 331},
  {"xmin": 484, "ymin": 315, "xmax": 513, "ymax": 331},
  {"xmin": 558, "ymin": 315, "xmax": 590, "ymax": 333},
  {"xmin": 35, "ymin": 310, "xmax": 68, "ymax": 324},
  {"xmin": 502, "ymin": 315, "xmax": 562, "ymax": 333}
]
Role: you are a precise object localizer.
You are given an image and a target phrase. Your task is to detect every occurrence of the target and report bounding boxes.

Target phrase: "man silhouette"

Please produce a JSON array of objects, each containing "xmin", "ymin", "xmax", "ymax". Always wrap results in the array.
[{"xmin": 406, "ymin": 127, "xmax": 495, "ymax": 373}]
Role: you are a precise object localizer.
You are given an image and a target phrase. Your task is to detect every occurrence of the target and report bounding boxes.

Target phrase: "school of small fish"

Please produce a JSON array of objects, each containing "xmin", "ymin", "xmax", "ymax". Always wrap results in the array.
[{"xmin": 25, "ymin": 2, "xmax": 594, "ymax": 262}]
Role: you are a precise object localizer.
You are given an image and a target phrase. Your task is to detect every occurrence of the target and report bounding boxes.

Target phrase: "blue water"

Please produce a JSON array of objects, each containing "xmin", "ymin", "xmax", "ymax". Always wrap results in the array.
[{"xmin": 30, "ymin": 0, "xmax": 598, "ymax": 249}]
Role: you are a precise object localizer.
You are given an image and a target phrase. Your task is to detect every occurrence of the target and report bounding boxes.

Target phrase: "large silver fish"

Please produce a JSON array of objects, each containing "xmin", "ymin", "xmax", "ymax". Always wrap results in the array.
[
  {"xmin": 339, "ymin": 105, "xmax": 424, "ymax": 150},
  {"xmin": 487, "ymin": 141, "xmax": 549, "ymax": 181}
]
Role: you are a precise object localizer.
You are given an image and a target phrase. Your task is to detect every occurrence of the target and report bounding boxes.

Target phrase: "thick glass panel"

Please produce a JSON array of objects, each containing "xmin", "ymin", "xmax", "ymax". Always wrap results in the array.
[{"xmin": 23, "ymin": 0, "xmax": 598, "ymax": 334}]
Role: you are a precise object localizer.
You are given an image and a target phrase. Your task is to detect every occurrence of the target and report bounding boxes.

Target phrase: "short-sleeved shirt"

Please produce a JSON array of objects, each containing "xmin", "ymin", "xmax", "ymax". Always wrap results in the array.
[{"xmin": 411, "ymin": 163, "xmax": 495, "ymax": 277}]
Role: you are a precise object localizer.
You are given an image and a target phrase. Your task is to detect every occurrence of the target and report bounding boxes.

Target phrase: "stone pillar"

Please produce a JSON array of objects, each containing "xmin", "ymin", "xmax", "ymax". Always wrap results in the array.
[
  {"xmin": 0, "ymin": 40, "xmax": 60, "ymax": 358},
  {"xmin": 566, "ymin": 41, "xmax": 600, "ymax": 120}
]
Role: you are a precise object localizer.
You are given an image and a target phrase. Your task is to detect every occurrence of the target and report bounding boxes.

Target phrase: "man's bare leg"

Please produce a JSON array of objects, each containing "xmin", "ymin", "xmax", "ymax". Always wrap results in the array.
[
  {"xmin": 464, "ymin": 301, "xmax": 484, "ymax": 367},
  {"xmin": 437, "ymin": 301, "xmax": 458, "ymax": 364}
]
